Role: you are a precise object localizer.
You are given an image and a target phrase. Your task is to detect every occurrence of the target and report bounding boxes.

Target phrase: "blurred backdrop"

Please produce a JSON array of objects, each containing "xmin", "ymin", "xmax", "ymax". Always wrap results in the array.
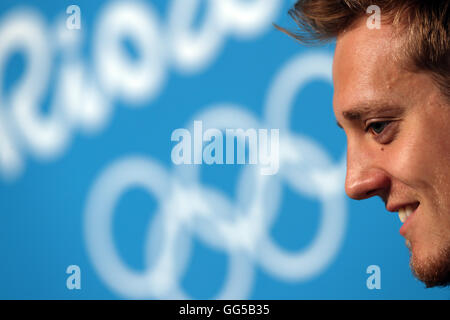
[{"xmin": 0, "ymin": 0, "xmax": 448, "ymax": 299}]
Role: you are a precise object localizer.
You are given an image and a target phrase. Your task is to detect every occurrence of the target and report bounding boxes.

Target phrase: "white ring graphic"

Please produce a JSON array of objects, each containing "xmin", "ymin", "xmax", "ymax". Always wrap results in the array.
[{"xmin": 84, "ymin": 52, "xmax": 347, "ymax": 299}]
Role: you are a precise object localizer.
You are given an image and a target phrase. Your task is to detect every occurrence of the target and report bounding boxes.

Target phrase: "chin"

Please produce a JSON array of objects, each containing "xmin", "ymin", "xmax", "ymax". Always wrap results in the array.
[{"xmin": 409, "ymin": 244, "xmax": 450, "ymax": 288}]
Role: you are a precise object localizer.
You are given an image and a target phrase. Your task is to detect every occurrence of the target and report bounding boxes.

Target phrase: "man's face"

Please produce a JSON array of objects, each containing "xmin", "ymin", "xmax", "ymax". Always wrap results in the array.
[{"xmin": 333, "ymin": 19, "xmax": 450, "ymax": 287}]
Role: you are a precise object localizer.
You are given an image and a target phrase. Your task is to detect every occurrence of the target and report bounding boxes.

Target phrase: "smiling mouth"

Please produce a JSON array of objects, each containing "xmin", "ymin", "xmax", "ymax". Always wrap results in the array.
[
  {"xmin": 398, "ymin": 204, "xmax": 415, "ymax": 223},
  {"xmin": 398, "ymin": 202, "xmax": 420, "ymax": 236}
]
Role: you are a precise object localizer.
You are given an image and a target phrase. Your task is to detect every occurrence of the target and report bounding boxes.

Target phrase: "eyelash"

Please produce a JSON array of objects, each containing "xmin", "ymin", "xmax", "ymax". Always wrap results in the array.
[
  {"xmin": 365, "ymin": 121, "xmax": 391, "ymax": 134},
  {"xmin": 364, "ymin": 120, "xmax": 397, "ymax": 144}
]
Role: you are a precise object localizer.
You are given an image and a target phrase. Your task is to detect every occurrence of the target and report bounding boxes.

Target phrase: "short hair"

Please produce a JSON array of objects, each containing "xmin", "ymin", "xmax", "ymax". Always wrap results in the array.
[{"xmin": 278, "ymin": 0, "xmax": 450, "ymax": 99}]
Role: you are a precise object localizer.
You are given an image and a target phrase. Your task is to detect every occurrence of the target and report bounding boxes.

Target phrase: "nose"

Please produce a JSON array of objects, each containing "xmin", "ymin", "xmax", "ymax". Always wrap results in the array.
[{"xmin": 345, "ymin": 148, "xmax": 391, "ymax": 200}]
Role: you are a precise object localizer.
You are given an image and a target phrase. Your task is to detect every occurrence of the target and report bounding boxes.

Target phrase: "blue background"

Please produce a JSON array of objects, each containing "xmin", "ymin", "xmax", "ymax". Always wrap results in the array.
[{"xmin": 0, "ymin": 0, "xmax": 448, "ymax": 299}]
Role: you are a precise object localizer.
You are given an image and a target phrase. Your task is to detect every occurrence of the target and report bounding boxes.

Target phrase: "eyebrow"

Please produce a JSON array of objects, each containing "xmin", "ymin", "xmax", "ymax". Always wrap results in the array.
[{"xmin": 336, "ymin": 102, "xmax": 404, "ymax": 129}]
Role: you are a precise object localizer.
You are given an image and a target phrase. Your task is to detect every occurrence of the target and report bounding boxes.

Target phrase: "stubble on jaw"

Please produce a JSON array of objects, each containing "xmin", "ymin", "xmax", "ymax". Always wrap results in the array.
[{"xmin": 410, "ymin": 244, "xmax": 450, "ymax": 288}]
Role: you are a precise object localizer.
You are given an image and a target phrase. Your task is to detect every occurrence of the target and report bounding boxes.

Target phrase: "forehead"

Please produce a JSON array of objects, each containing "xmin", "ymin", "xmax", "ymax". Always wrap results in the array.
[{"xmin": 332, "ymin": 20, "xmax": 409, "ymax": 114}]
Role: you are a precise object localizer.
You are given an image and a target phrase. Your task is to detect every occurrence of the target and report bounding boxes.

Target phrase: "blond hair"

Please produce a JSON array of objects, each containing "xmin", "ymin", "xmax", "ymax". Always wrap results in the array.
[{"xmin": 278, "ymin": 0, "xmax": 450, "ymax": 99}]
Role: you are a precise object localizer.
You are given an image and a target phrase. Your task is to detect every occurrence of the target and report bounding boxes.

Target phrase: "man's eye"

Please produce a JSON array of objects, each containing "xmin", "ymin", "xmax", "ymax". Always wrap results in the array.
[{"xmin": 366, "ymin": 121, "xmax": 390, "ymax": 135}]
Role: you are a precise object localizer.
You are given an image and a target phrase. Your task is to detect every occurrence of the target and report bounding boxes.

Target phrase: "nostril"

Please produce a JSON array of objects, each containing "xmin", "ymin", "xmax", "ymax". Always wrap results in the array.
[
  {"xmin": 365, "ymin": 187, "xmax": 390, "ymax": 202},
  {"xmin": 366, "ymin": 189, "xmax": 378, "ymax": 197}
]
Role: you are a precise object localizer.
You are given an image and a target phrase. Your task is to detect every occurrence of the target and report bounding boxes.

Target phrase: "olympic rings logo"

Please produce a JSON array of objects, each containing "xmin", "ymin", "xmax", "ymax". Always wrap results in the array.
[{"xmin": 83, "ymin": 53, "xmax": 348, "ymax": 299}]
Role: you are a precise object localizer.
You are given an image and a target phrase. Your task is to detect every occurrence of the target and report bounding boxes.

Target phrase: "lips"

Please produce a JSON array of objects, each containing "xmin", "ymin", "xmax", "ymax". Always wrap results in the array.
[
  {"xmin": 386, "ymin": 201, "xmax": 420, "ymax": 237},
  {"xmin": 398, "ymin": 204, "xmax": 415, "ymax": 223},
  {"xmin": 398, "ymin": 202, "xmax": 420, "ymax": 237}
]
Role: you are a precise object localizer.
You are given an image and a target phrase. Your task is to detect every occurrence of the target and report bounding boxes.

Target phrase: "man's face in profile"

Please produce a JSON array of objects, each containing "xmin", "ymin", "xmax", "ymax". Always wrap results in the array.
[{"xmin": 333, "ymin": 19, "xmax": 450, "ymax": 287}]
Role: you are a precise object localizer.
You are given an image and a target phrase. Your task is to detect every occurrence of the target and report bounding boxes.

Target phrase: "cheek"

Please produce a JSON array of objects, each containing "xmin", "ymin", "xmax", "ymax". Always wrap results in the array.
[
  {"xmin": 386, "ymin": 117, "xmax": 450, "ymax": 191},
  {"xmin": 414, "ymin": 121, "xmax": 450, "ymax": 195},
  {"xmin": 383, "ymin": 136, "xmax": 429, "ymax": 187},
  {"xmin": 388, "ymin": 116, "xmax": 450, "ymax": 230}
]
